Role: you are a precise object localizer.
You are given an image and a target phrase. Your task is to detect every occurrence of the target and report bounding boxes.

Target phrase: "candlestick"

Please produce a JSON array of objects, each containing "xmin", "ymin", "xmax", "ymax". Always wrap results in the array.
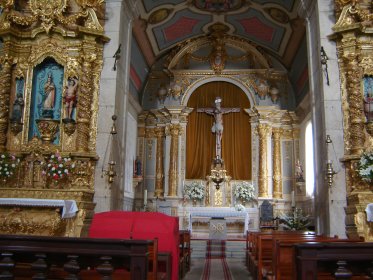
[
  {"xmin": 144, "ymin": 190, "xmax": 147, "ymax": 206},
  {"xmin": 291, "ymin": 190, "xmax": 295, "ymax": 207}
]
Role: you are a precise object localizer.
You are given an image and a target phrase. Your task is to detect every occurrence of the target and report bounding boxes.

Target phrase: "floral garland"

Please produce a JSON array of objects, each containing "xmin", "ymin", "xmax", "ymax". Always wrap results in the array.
[
  {"xmin": 43, "ymin": 152, "xmax": 75, "ymax": 181},
  {"xmin": 357, "ymin": 152, "xmax": 373, "ymax": 183},
  {"xmin": 183, "ymin": 181, "xmax": 204, "ymax": 201},
  {"xmin": 0, "ymin": 153, "xmax": 20, "ymax": 178},
  {"xmin": 234, "ymin": 181, "xmax": 255, "ymax": 202}
]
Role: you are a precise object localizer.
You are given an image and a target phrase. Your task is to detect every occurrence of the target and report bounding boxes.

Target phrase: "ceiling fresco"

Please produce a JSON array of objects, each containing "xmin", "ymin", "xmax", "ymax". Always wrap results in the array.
[{"xmin": 136, "ymin": 0, "xmax": 305, "ymax": 69}]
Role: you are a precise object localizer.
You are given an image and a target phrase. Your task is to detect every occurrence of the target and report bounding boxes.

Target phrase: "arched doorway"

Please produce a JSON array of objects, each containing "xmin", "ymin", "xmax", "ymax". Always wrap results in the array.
[{"xmin": 186, "ymin": 81, "xmax": 252, "ymax": 180}]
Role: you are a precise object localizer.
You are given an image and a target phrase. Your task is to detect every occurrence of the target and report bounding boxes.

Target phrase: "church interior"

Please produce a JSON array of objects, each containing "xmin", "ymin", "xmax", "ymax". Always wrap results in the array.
[{"xmin": 0, "ymin": 0, "xmax": 372, "ymax": 279}]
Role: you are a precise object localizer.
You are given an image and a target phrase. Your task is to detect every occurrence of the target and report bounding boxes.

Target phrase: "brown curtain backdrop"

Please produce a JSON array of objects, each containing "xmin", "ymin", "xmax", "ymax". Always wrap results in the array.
[{"xmin": 186, "ymin": 81, "xmax": 251, "ymax": 180}]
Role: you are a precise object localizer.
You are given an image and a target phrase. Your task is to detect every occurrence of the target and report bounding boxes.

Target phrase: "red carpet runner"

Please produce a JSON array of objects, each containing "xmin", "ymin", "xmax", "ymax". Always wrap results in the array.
[{"xmin": 201, "ymin": 240, "xmax": 232, "ymax": 280}]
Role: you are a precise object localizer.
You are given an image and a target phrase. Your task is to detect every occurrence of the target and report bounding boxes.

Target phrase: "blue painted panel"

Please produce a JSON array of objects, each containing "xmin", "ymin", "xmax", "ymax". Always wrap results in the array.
[
  {"xmin": 29, "ymin": 58, "xmax": 64, "ymax": 144},
  {"xmin": 131, "ymin": 37, "xmax": 149, "ymax": 83},
  {"xmin": 289, "ymin": 36, "xmax": 309, "ymax": 105},
  {"xmin": 251, "ymin": 0, "xmax": 295, "ymax": 11},
  {"xmin": 142, "ymin": 0, "xmax": 185, "ymax": 12},
  {"xmin": 227, "ymin": 9, "xmax": 285, "ymax": 52},
  {"xmin": 153, "ymin": 9, "xmax": 212, "ymax": 50}
]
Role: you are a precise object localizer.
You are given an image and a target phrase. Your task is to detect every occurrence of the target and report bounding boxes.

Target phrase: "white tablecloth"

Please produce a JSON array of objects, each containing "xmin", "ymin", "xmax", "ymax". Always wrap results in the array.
[
  {"xmin": 186, "ymin": 207, "xmax": 249, "ymax": 234},
  {"xmin": 366, "ymin": 203, "xmax": 373, "ymax": 222},
  {"xmin": 0, "ymin": 198, "xmax": 78, "ymax": 218}
]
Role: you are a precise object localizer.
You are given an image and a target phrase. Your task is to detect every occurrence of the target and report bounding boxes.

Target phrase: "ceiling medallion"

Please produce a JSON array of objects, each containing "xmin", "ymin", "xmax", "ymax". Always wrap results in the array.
[
  {"xmin": 264, "ymin": 7, "xmax": 289, "ymax": 24},
  {"xmin": 148, "ymin": 8, "xmax": 172, "ymax": 24},
  {"xmin": 193, "ymin": 0, "xmax": 243, "ymax": 12}
]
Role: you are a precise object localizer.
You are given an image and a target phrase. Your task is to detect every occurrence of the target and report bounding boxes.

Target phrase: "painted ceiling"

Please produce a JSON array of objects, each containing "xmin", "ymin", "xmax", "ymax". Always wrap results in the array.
[{"xmin": 135, "ymin": 0, "xmax": 305, "ymax": 69}]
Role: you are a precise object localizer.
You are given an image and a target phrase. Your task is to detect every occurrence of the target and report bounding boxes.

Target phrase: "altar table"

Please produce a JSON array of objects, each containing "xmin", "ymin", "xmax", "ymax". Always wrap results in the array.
[
  {"xmin": 186, "ymin": 207, "xmax": 249, "ymax": 234},
  {"xmin": 0, "ymin": 198, "xmax": 78, "ymax": 218}
]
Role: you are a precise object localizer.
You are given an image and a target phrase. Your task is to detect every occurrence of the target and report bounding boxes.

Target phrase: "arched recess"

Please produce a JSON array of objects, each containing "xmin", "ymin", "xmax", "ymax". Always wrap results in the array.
[{"xmin": 185, "ymin": 81, "xmax": 252, "ymax": 180}]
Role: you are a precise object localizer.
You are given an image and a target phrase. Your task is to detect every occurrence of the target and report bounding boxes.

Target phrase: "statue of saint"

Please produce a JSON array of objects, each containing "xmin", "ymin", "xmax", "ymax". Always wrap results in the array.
[
  {"xmin": 43, "ymin": 72, "xmax": 56, "ymax": 110},
  {"xmin": 295, "ymin": 159, "xmax": 305, "ymax": 182},
  {"xmin": 63, "ymin": 77, "xmax": 79, "ymax": 120},
  {"xmin": 197, "ymin": 97, "xmax": 240, "ymax": 159},
  {"xmin": 10, "ymin": 93, "xmax": 24, "ymax": 123}
]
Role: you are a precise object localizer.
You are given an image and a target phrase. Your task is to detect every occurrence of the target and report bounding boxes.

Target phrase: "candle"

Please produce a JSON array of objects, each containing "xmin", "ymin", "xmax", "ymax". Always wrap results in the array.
[
  {"xmin": 291, "ymin": 190, "xmax": 295, "ymax": 207},
  {"xmin": 144, "ymin": 190, "xmax": 147, "ymax": 206}
]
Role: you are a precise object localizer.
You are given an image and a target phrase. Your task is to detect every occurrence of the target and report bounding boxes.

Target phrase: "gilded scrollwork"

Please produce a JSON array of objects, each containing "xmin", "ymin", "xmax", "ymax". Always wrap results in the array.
[
  {"xmin": 257, "ymin": 123, "xmax": 271, "ymax": 198},
  {"xmin": 272, "ymin": 127, "xmax": 283, "ymax": 199},
  {"xmin": 0, "ymin": 0, "xmax": 103, "ymax": 33},
  {"xmin": 167, "ymin": 124, "xmax": 182, "ymax": 197}
]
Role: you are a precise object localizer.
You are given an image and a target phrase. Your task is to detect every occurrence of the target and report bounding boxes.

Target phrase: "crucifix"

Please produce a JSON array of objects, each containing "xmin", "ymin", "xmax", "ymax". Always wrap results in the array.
[{"xmin": 197, "ymin": 97, "xmax": 240, "ymax": 160}]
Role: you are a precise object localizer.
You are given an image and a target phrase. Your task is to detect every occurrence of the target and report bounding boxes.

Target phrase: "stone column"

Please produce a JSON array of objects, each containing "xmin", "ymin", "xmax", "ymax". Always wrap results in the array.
[
  {"xmin": 155, "ymin": 127, "xmax": 165, "ymax": 197},
  {"xmin": 257, "ymin": 123, "xmax": 271, "ymax": 197},
  {"xmin": 0, "ymin": 55, "xmax": 12, "ymax": 151},
  {"xmin": 272, "ymin": 127, "xmax": 283, "ymax": 199},
  {"xmin": 168, "ymin": 124, "xmax": 181, "ymax": 197}
]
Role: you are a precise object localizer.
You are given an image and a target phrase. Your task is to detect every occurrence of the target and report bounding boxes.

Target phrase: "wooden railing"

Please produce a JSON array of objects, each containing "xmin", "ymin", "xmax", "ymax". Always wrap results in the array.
[{"xmin": 0, "ymin": 234, "xmax": 156, "ymax": 280}]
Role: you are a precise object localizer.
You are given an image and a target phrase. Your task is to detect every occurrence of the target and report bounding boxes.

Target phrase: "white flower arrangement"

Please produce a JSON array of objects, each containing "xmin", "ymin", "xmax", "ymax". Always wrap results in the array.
[
  {"xmin": 235, "ymin": 203, "xmax": 246, "ymax": 212},
  {"xmin": 183, "ymin": 181, "xmax": 205, "ymax": 201},
  {"xmin": 234, "ymin": 181, "xmax": 255, "ymax": 202},
  {"xmin": 42, "ymin": 152, "xmax": 75, "ymax": 181},
  {"xmin": 0, "ymin": 153, "xmax": 20, "ymax": 179},
  {"xmin": 357, "ymin": 152, "xmax": 373, "ymax": 183}
]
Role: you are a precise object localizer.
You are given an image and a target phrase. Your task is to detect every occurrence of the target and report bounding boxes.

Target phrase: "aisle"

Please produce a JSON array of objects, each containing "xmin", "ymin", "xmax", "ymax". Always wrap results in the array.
[{"xmin": 183, "ymin": 240, "xmax": 253, "ymax": 280}]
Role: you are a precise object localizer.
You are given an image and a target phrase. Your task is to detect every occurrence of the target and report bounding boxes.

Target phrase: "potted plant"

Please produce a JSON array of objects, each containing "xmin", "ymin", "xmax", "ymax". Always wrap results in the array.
[
  {"xmin": 234, "ymin": 181, "xmax": 255, "ymax": 205},
  {"xmin": 357, "ymin": 151, "xmax": 373, "ymax": 183},
  {"xmin": 183, "ymin": 181, "xmax": 204, "ymax": 206}
]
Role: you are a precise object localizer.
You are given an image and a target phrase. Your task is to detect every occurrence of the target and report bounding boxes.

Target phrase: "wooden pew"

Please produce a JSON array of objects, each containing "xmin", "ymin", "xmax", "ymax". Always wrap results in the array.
[
  {"xmin": 294, "ymin": 242, "xmax": 373, "ymax": 280},
  {"xmin": 268, "ymin": 236, "xmax": 359, "ymax": 280},
  {"xmin": 246, "ymin": 230, "xmax": 315, "ymax": 279},
  {"xmin": 0, "ymin": 234, "xmax": 155, "ymax": 280}
]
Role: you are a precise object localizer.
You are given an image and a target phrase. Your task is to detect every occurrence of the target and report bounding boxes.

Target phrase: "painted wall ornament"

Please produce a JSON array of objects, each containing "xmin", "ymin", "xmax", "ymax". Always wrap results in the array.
[{"xmin": 194, "ymin": 0, "xmax": 243, "ymax": 12}]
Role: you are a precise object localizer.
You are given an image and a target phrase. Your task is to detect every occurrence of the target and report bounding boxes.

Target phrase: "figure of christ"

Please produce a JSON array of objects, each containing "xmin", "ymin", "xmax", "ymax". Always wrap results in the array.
[{"xmin": 197, "ymin": 97, "xmax": 240, "ymax": 160}]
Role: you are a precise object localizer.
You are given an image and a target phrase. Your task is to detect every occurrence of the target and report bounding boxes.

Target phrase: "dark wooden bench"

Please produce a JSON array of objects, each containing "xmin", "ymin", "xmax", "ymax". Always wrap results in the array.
[
  {"xmin": 294, "ymin": 242, "xmax": 373, "ymax": 280},
  {"xmin": 246, "ymin": 230, "xmax": 315, "ymax": 279},
  {"xmin": 0, "ymin": 234, "xmax": 156, "ymax": 280},
  {"xmin": 178, "ymin": 230, "xmax": 191, "ymax": 279},
  {"xmin": 268, "ymin": 237, "xmax": 364, "ymax": 280}
]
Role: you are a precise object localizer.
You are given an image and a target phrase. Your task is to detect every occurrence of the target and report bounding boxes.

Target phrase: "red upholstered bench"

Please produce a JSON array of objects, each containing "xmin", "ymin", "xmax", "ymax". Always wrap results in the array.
[{"xmin": 89, "ymin": 211, "xmax": 179, "ymax": 280}]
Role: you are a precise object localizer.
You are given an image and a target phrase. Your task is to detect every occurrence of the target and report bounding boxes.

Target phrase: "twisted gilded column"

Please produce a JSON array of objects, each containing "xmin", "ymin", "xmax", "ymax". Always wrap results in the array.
[
  {"xmin": 0, "ymin": 55, "xmax": 12, "ymax": 151},
  {"xmin": 167, "ymin": 124, "xmax": 181, "ymax": 197},
  {"xmin": 155, "ymin": 127, "xmax": 165, "ymax": 197},
  {"xmin": 342, "ymin": 52, "xmax": 365, "ymax": 154},
  {"xmin": 76, "ymin": 51, "xmax": 96, "ymax": 152},
  {"xmin": 257, "ymin": 124, "xmax": 271, "ymax": 197},
  {"xmin": 272, "ymin": 127, "xmax": 283, "ymax": 199}
]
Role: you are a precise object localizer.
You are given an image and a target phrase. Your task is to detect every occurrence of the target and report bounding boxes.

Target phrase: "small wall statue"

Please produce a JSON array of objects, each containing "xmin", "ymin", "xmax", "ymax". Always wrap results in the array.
[
  {"xmin": 42, "ymin": 72, "xmax": 56, "ymax": 118},
  {"xmin": 10, "ymin": 93, "xmax": 25, "ymax": 123},
  {"xmin": 295, "ymin": 159, "xmax": 305, "ymax": 182},
  {"xmin": 63, "ymin": 77, "xmax": 79, "ymax": 122}
]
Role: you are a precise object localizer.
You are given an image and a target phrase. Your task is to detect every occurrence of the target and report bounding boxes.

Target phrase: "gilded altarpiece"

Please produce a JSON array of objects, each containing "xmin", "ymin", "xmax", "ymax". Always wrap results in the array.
[
  {"xmin": 0, "ymin": 0, "xmax": 107, "ymax": 237},
  {"xmin": 332, "ymin": 0, "xmax": 373, "ymax": 241}
]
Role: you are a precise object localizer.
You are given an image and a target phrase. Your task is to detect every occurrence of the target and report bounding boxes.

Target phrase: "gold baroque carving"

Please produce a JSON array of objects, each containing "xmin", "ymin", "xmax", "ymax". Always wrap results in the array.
[{"xmin": 0, "ymin": 207, "xmax": 66, "ymax": 236}]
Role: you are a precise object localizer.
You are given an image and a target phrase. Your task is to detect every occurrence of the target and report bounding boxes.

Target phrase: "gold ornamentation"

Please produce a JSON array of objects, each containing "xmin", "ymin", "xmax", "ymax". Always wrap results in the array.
[
  {"xmin": 148, "ymin": 8, "xmax": 171, "ymax": 24},
  {"xmin": 272, "ymin": 127, "xmax": 283, "ymax": 199},
  {"xmin": 0, "ymin": 207, "xmax": 66, "ymax": 236},
  {"xmin": 63, "ymin": 121, "xmax": 76, "ymax": 136},
  {"xmin": 36, "ymin": 119, "xmax": 60, "ymax": 143},
  {"xmin": 9, "ymin": 122, "xmax": 23, "ymax": 135},
  {"xmin": 155, "ymin": 127, "xmax": 165, "ymax": 197},
  {"xmin": 257, "ymin": 124, "xmax": 271, "ymax": 197},
  {"xmin": 167, "ymin": 124, "xmax": 182, "ymax": 197}
]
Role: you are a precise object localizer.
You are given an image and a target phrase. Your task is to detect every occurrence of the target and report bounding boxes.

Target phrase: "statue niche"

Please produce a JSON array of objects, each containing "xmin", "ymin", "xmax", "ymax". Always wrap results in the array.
[{"xmin": 29, "ymin": 58, "xmax": 64, "ymax": 144}]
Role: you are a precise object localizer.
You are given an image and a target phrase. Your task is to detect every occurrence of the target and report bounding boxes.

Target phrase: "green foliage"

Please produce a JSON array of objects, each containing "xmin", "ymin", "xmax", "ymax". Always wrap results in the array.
[{"xmin": 279, "ymin": 208, "xmax": 311, "ymax": 230}]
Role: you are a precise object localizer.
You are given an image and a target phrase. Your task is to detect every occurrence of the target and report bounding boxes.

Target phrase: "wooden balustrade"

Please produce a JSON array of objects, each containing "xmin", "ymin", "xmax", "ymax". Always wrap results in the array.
[{"xmin": 0, "ymin": 234, "xmax": 156, "ymax": 280}]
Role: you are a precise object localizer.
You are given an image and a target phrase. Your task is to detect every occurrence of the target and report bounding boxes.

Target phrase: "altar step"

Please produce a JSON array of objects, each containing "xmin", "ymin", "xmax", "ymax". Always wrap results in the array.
[{"xmin": 191, "ymin": 239, "xmax": 246, "ymax": 259}]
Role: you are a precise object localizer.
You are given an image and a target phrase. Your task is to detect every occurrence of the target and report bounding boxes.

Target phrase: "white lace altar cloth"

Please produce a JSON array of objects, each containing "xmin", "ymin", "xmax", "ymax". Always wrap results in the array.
[
  {"xmin": 186, "ymin": 207, "xmax": 249, "ymax": 234},
  {"xmin": 0, "ymin": 198, "xmax": 78, "ymax": 218}
]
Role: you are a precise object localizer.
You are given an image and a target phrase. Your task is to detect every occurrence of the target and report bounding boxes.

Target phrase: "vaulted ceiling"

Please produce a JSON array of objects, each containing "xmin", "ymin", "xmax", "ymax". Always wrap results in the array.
[{"xmin": 134, "ymin": 0, "xmax": 305, "ymax": 69}]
